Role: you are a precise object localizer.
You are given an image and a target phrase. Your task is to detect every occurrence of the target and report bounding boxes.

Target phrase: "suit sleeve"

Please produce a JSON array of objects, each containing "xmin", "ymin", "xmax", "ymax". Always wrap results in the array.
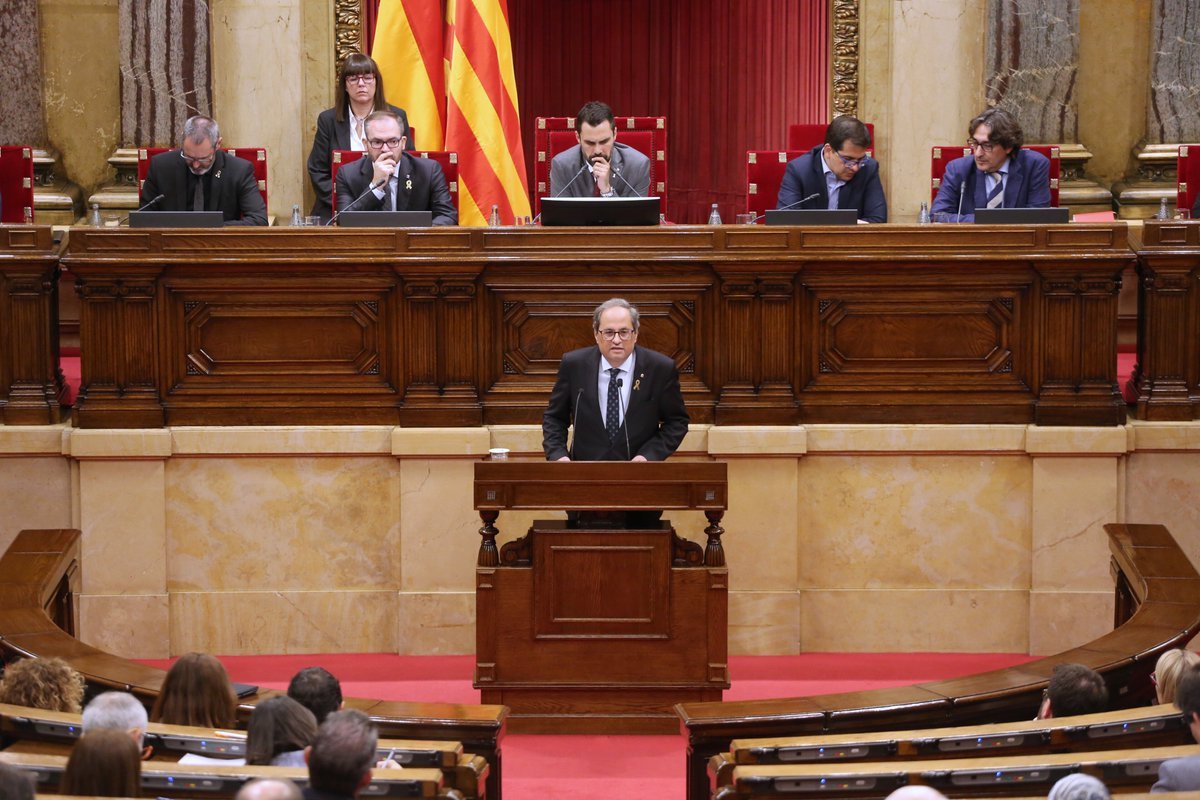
[
  {"xmin": 140, "ymin": 160, "xmax": 162, "ymax": 207},
  {"xmin": 1151, "ymin": 759, "xmax": 1181, "ymax": 793},
  {"xmin": 1025, "ymin": 152, "xmax": 1052, "ymax": 208},
  {"xmin": 1193, "ymin": 193, "xmax": 1199, "ymax": 217},
  {"xmin": 427, "ymin": 162, "xmax": 458, "ymax": 226},
  {"xmin": 542, "ymin": 357, "xmax": 576, "ymax": 460},
  {"xmin": 306, "ymin": 114, "xmax": 334, "ymax": 211},
  {"xmin": 776, "ymin": 160, "xmax": 803, "ymax": 209},
  {"xmin": 227, "ymin": 162, "xmax": 267, "ymax": 226},
  {"xmin": 617, "ymin": 153, "xmax": 650, "ymax": 197},
  {"xmin": 548, "ymin": 155, "xmax": 570, "ymax": 197},
  {"xmin": 931, "ymin": 159, "xmax": 971, "ymax": 222},
  {"xmin": 637, "ymin": 359, "xmax": 689, "ymax": 461},
  {"xmin": 861, "ymin": 164, "xmax": 888, "ymax": 223}
]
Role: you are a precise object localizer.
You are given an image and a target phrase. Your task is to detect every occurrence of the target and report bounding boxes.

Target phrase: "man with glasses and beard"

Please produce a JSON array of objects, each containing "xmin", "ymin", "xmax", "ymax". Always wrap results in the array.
[
  {"xmin": 776, "ymin": 115, "xmax": 888, "ymax": 222},
  {"xmin": 932, "ymin": 106, "xmax": 1051, "ymax": 222},
  {"xmin": 333, "ymin": 110, "xmax": 456, "ymax": 226},
  {"xmin": 140, "ymin": 115, "xmax": 267, "ymax": 226}
]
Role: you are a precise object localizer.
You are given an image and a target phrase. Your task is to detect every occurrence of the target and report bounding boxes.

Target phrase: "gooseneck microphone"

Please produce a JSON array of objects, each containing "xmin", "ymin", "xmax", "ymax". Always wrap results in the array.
[
  {"xmin": 327, "ymin": 162, "xmax": 393, "ymax": 226},
  {"xmin": 611, "ymin": 167, "xmax": 643, "ymax": 197},
  {"xmin": 568, "ymin": 387, "xmax": 584, "ymax": 461},
  {"xmin": 754, "ymin": 191, "xmax": 821, "ymax": 222},
  {"xmin": 615, "ymin": 377, "xmax": 631, "ymax": 460},
  {"xmin": 137, "ymin": 194, "xmax": 165, "ymax": 212},
  {"xmin": 955, "ymin": 172, "xmax": 967, "ymax": 222}
]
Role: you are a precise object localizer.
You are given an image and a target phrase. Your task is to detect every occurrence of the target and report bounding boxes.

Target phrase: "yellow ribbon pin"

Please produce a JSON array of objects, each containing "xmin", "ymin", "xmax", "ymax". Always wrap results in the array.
[{"xmin": 405, "ymin": 178, "xmax": 412, "ymax": 190}]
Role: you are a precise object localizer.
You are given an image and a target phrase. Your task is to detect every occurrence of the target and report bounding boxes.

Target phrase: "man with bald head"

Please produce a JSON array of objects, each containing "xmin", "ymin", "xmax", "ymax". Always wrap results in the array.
[{"xmin": 238, "ymin": 779, "xmax": 302, "ymax": 800}]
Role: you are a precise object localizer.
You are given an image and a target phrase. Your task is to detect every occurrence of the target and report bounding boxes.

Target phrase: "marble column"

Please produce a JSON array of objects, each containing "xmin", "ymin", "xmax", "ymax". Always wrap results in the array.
[{"xmin": 984, "ymin": 0, "xmax": 1111, "ymax": 212}]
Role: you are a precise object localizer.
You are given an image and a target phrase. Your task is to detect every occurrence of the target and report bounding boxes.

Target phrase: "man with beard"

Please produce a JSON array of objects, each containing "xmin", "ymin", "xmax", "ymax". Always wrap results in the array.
[{"xmin": 549, "ymin": 101, "xmax": 650, "ymax": 198}]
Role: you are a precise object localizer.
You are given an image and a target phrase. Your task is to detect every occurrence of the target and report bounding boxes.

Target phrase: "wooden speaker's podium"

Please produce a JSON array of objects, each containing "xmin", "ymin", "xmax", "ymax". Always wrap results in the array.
[{"xmin": 473, "ymin": 460, "xmax": 729, "ymax": 733}]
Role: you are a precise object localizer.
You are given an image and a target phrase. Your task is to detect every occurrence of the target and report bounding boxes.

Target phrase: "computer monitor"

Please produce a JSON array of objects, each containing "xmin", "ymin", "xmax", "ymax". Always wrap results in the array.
[
  {"xmin": 539, "ymin": 197, "xmax": 661, "ymax": 226},
  {"xmin": 763, "ymin": 209, "xmax": 858, "ymax": 226}
]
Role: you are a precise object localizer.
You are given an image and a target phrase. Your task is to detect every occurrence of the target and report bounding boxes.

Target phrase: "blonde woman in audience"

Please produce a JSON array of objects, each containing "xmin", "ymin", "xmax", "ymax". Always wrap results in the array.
[
  {"xmin": 150, "ymin": 652, "xmax": 238, "ymax": 728},
  {"xmin": 1154, "ymin": 648, "xmax": 1200, "ymax": 705},
  {"xmin": 60, "ymin": 728, "xmax": 142, "ymax": 797},
  {"xmin": 0, "ymin": 656, "xmax": 85, "ymax": 713}
]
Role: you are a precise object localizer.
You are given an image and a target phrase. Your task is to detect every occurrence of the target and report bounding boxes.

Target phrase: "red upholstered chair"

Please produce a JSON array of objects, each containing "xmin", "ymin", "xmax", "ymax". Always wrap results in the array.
[
  {"xmin": 0, "ymin": 145, "xmax": 35, "ymax": 223},
  {"xmin": 745, "ymin": 150, "xmax": 802, "ymax": 219},
  {"xmin": 330, "ymin": 149, "xmax": 459, "ymax": 211},
  {"xmin": 533, "ymin": 116, "xmax": 667, "ymax": 215},
  {"xmin": 929, "ymin": 144, "xmax": 1060, "ymax": 206},
  {"xmin": 1178, "ymin": 144, "xmax": 1200, "ymax": 214},
  {"xmin": 137, "ymin": 146, "xmax": 269, "ymax": 210},
  {"xmin": 787, "ymin": 123, "xmax": 875, "ymax": 152}
]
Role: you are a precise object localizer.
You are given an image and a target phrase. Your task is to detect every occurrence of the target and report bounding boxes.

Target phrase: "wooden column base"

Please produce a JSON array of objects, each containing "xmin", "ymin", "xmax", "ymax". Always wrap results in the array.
[{"xmin": 480, "ymin": 685, "xmax": 723, "ymax": 734}]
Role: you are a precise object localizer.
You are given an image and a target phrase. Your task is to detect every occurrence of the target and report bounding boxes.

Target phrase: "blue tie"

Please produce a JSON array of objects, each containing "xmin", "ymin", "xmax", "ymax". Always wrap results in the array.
[{"xmin": 605, "ymin": 368, "xmax": 621, "ymax": 442}]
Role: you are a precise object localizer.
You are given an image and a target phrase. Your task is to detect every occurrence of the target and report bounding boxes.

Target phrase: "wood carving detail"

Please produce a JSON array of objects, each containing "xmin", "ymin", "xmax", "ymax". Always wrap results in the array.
[{"xmin": 832, "ymin": 0, "xmax": 860, "ymax": 116}]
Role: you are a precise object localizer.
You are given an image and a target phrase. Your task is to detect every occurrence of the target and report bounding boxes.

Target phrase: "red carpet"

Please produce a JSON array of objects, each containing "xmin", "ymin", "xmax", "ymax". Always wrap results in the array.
[{"xmin": 138, "ymin": 652, "xmax": 1035, "ymax": 800}]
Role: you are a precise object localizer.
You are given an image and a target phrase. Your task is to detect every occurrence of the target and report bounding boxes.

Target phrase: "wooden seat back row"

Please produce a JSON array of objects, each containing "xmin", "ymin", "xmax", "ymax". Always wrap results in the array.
[
  {"xmin": 0, "ymin": 529, "xmax": 506, "ymax": 800},
  {"xmin": 676, "ymin": 522, "xmax": 1200, "ymax": 800}
]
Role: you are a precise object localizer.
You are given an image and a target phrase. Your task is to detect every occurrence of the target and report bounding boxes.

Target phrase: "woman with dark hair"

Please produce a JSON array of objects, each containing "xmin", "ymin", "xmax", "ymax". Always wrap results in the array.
[
  {"xmin": 306, "ymin": 52, "xmax": 412, "ymax": 221},
  {"xmin": 246, "ymin": 696, "xmax": 319, "ymax": 767},
  {"xmin": 0, "ymin": 657, "xmax": 86, "ymax": 713},
  {"xmin": 149, "ymin": 652, "xmax": 237, "ymax": 729},
  {"xmin": 60, "ymin": 729, "xmax": 142, "ymax": 797}
]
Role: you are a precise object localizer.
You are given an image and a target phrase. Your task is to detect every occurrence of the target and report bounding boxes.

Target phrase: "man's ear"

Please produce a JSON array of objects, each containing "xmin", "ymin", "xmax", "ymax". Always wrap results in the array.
[{"xmin": 357, "ymin": 769, "xmax": 373, "ymax": 793}]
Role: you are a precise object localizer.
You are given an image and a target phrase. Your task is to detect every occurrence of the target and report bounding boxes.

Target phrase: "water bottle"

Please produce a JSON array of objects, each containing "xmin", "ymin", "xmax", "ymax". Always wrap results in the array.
[
  {"xmin": 89, "ymin": 203, "xmax": 103, "ymax": 227},
  {"xmin": 22, "ymin": 206, "xmax": 33, "ymax": 224},
  {"xmin": 488, "ymin": 204, "xmax": 501, "ymax": 227},
  {"xmin": 291, "ymin": 204, "xmax": 303, "ymax": 226},
  {"xmin": 1155, "ymin": 197, "xmax": 1170, "ymax": 220},
  {"xmin": 707, "ymin": 203, "xmax": 721, "ymax": 225},
  {"xmin": 917, "ymin": 202, "xmax": 931, "ymax": 224}
]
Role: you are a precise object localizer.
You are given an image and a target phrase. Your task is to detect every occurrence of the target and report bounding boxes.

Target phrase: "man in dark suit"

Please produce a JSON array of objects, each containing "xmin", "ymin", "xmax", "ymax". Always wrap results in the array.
[
  {"xmin": 548, "ymin": 101, "xmax": 650, "ymax": 198},
  {"xmin": 1192, "ymin": 192, "xmax": 1199, "ymax": 219},
  {"xmin": 139, "ymin": 115, "xmax": 267, "ymax": 226},
  {"xmin": 542, "ymin": 298, "xmax": 688, "ymax": 464},
  {"xmin": 333, "ymin": 111, "xmax": 456, "ymax": 226},
  {"xmin": 932, "ymin": 106, "xmax": 1051, "ymax": 222},
  {"xmin": 776, "ymin": 115, "xmax": 887, "ymax": 222},
  {"xmin": 1153, "ymin": 664, "xmax": 1200, "ymax": 792}
]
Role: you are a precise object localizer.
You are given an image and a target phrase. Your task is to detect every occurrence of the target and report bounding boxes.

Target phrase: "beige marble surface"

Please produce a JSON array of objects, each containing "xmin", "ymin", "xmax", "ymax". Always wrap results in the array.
[
  {"xmin": 1031, "ymin": 457, "xmax": 1119, "ymax": 591},
  {"xmin": 709, "ymin": 426, "xmax": 806, "ymax": 456},
  {"xmin": 397, "ymin": 591, "xmax": 475, "ymax": 655},
  {"xmin": 398, "ymin": 460, "xmax": 483, "ymax": 593},
  {"xmin": 729, "ymin": 591, "xmax": 800, "ymax": 655},
  {"xmin": 80, "ymin": 593, "xmax": 169, "ymax": 660},
  {"xmin": 805, "ymin": 424, "xmax": 1027, "ymax": 454},
  {"xmin": 1126, "ymin": 452, "xmax": 1200, "ymax": 573},
  {"xmin": 78, "ymin": 461, "xmax": 166, "ymax": 595},
  {"xmin": 173, "ymin": 426, "xmax": 394, "ymax": 455},
  {"xmin": 1028, "ymin": 590, "xmax": 1114, "ymax": 656},
  {"xmin": 0, "ymin": 456, "xmax": 72, "ymax": 552},
  {"xmin": 70, "ymin": 429, "xmax": 172, "ymax": 459},
  {"xmin": 724, "ymin": 458, "xmax": 799, "ymax": 591},
  {"xmin": 0, "ymin": 424, "xmax": 69, "ymax": 454}
]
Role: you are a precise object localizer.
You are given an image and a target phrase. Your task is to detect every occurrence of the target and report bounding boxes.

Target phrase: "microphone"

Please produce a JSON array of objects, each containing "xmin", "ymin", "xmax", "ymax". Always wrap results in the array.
[
  {"xmin": 568, "ymin": 387, "xmax": 584, "ymax": 462},
  {"xmin": 754, "ymin": 192, "xmax": 820, "ymax": 222},
  {"xmin": 955, "ymin": 173, "xmax": 967, "ymax": 222},
  {"xmin": 137, "ymin": 194, "xmax": 165, "ymax": 212},
  {"xmin": 610, "ymin": 167, "xmax": 643, "ymax": 197},
  {"xmin": 615, "ymin": 377, "xmax": 631, "ymax": 460},
  {"xmin": 530, "ymin": 162, "xmax": 592, "ymax": 225},
  {"xmin": 327, "ymin": 176, "xmax": 386, "ymax": 226}
]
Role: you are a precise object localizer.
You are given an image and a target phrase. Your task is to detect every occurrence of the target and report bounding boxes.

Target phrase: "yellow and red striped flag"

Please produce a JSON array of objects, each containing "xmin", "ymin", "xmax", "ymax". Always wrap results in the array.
[
  {"xmin": 372, "ymin": 0, "xmax": 447, "ymax": 149},
  {"xmin": 443, "ymin": 0, "xmax": 531, "ymax": 225}
]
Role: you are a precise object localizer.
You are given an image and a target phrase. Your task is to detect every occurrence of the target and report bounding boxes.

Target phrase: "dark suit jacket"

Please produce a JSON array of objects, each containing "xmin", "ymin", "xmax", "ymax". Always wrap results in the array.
[
  {"xmin": 776, "ymin": 145, "xmax": 888, "ymax": 222},
  {"xmin": 1193, "ymin": 193, "xmax": 1199, "ymax": 218},
  {"xmin": 140, "ymin": 149, "xmax": 267, "ymax": 226},
  {"xmin": 548, "ymin": 142, "xmax": 651, "ymax": 198},
  {"xmin": 542, "ymin": 345, "xmax": 689, "ymax": 462},
  {"xmin": 334, "ymin": 151, "xmax": 457, "ymax": 226},
  {"xmin": 931, "ymin": 148, "xmax": 1051, "ymax": 222},
  {"xmin": 306, "ymin": 103, "xmax": 412, "ymax": 221},
  {"xmin": 1152, "ymin": 754, "xmax": 1200, "ymax": 792}
]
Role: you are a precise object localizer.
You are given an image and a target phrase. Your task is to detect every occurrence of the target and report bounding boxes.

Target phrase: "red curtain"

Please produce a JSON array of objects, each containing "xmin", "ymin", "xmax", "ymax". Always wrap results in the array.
[{"xmin": 365, "ymin": 0, "xmax": 830, "ymax": 223}]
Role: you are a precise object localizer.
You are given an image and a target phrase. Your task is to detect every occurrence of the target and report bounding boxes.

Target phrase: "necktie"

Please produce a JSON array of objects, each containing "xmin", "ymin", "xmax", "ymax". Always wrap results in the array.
[
  {"xmin": 382, "ymin": 177, "xmax": 394, "ymax": 211},
  {"xmin": 193, "ymin": 176, "xmax": 205, "ymax": 212},
  {"xmin": 605, "ymin": 367, "xmax": 621, "ymax": 442},
  {"xmin": 986, "ymin": 172, "xmax": 1004, "ymax": 209}
]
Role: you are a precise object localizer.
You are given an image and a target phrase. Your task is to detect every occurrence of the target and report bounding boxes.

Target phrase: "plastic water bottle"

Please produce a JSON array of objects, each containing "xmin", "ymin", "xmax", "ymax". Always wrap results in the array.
[
  {"xmin": 22, "ymin": 206, "xmax": 32, "ymax": 224},
  {"xmin": 89, "ymin": 203, "xmax": 103, "ymax": 227},
  {"xmin": 918, "ymin": 202, "xmax": 931, "ymax": 224},
  {"xmin": 291, "ymin": 204, "xmax": 303, "ymax": 226},
  {"xmin": 707, "ymin": 203, "xmax": 721, "ymax": 225},
  {"xmin": 488, "ymin": 204, "xmax": 501, "ymax": 227},
  {"xmin": 1155, "ymin": 197, "xmax": 1170, "ymax": 220}
]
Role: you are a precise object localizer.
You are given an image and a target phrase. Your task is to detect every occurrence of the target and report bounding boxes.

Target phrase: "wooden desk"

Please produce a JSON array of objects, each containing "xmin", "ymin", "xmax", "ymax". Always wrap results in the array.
[
  {"xmin": 58, "ymin": 224, "xmax": 1132, "ymax": 428},
  {"xmin": 0, "ymin": 225, "xmax": 65, "ymax": 423}
]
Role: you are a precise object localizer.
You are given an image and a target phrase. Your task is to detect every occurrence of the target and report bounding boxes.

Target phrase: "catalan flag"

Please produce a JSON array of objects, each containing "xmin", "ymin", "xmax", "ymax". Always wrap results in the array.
[
  {"xmin": 443, "ymin": 0, "xmax": 531, "ymax": 225},
  {"xmin": 372, "ymin": 0, "xmax": 447, "ymax": 149}
]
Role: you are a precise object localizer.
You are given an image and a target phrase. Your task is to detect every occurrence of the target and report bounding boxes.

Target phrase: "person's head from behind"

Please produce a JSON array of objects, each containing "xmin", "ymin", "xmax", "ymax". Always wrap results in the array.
[
  {"xmin": 1175, "ymin": 663, "xmax": 1200, "ymax": 742},
  {"xmin": 150, "ymin": 652, "xmax": 237, "ymax": 728},
  {"xmin": 883, "ymin": 788, "xmax": 948, "ymax": 800},
  {"xmin": 306, "ymin": 709, "xmax": 378, "ymax": 798},
  {"xmin": 1039, "ymin": 663, "xmax": 1108, "ymax": 719},
  {"xmin": 246, "ymin": 696, "xmax": 318, "ymax": 766},
  {"xmin": 1048, "ymin": 773, "xmax": 1110, "ymax": 800},
  {"xmin": 0, "ymin": 762, "xmax": 35, "ymax": 800},
  {"xmin": 61, "ymin": 728, "xmax": 142, "ymax": 797},
  {"xmin": 823, "ymin": 115, "xmax": 872, "ymax": 182},
  {"xmin": 1154, "ymin": 648, "xmax": 1200, "ymax": 705},
  {"xmin": 235, "ymin": 778, "xmax": 302, "ymax": 800},
  {"xmin": 575, "ymin": 101, "xmax": 617, "ymax": 165},
  {"xmin": 0, "ymin": 656, "xmax": 86, "ymax": 713},
  {"xmin": 288, "ymin": 666, "xmax": 343, "ymax": 724},
  {"xmin": 83, "ymin": 691, "xmax": 151, "ymax": 757},
  {"xmin": 179, "ymin": 115, "xmax": 221, "ymax": 176}
]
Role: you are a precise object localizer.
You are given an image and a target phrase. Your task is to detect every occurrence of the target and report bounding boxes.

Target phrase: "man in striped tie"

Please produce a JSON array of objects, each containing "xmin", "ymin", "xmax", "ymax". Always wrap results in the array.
[{"xmin": 931, "ymin": 107, "xmax": 1051, "ymax": 222}]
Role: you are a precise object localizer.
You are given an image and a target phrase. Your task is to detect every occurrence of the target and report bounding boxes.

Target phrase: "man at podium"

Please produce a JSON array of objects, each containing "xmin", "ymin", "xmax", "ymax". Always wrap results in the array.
[{"xmin": 542, "ymin": 298, "xmax": 688, "ymax": 464}]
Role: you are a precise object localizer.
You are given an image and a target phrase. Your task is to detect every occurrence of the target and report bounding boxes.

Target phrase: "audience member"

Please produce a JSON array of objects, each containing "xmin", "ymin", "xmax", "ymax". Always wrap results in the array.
[
  {"xmin": 59, "ymin": 728, "xmax": 142, "ymax": 797},
  {"xmin": 237, "ymin": 779, "xmax": 302, "ymax": 800},
  {"xmin": 1154, "ymin": 649, "xmax": 1200, "ymax": 706},
  {"xmin": 0, "ymin": 762, "xmax": 35, "ymax": 800},
  {"xmin": 149, "ymin": 652, "xmax": 237, "ymax": 729},
  {"xmin": 288, "ymin": 666, "xmax": 343, "ymax": 725},
  {"xmin": 883, "ymin": 788, "xmax": 948, "ymax": 800},
  {"xmin": 1152, "ymin": 664, "xmax": 1200, "ymax": 791},
  {"xmin": 303, "ymin": 709, "xmax": 378, "ymax": 800},
  {"xmin": 82, "ymin": 690, "xmax": 152, "ymax": 759},
  {"xmin": 246, "ymin": 696, "xmax": 319, "ymax": 767},
  {"xmin": 0, "ymin": 657, "xmax": 85, "ymax": 713},
  {"xmin": 1049, "ymin": 773, "xmax": 1110, "ymax": 800},
  {"xmin": 1037, "ymin": 663, "xmax": 1108, "ymax": 719}
]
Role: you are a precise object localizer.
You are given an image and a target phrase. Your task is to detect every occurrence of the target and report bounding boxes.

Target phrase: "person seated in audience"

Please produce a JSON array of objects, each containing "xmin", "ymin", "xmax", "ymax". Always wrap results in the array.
[
  {"xmin": 1155, "ymin": 649, "xmax": 1200, "ymax": 706},
  {"xmin": 0, "ymin": 762, "xmax": 35, "ymax": 800},
  {"xmin": 1037, "ymin": 663, "xmax": 1108, "ymax": 719},
  {"xmin": 884, "ymin": 788, "xmax": 948, "ymax": 800},
  {"xmin": 1049, "ymin": 773, "xmax": 1110, "ymax": 800},
  {"xmin": 931, "ymin": 106, "xmax": 1050, "ymax": 222},
  {"xmin": 334, "ymin": 110, "xmax": 456, "ymax": 226},
  {"xmin": 60, "ymin": 728, "xmax": 142, "ymax": 797},
  {"xmin": 246, "ymin": 696, "xmax": 318, "ymax": 767},
  {"xmin": 0, "ymin": 657, "xmax": 85, "ymax": 713},
  {"xmin": 237, "ymin": 779, "xmax": 303, "ymax": 800},
  {"xmin": 287, "ymin": 666, "xmax": 344, "ymax": 725},
  {"xmin": 307, "ymin": 52, "xmax": 413, "ymax": 223},
  {"xmin": 776, "ymin": 115, "xmax": 888, "ymax": 223},
  {"xmin": 149, "ymin": 651, "xmax": 238, "ymax": 729},
  {"xmin": 82, "ymin": 690, "xmax": 152, "ymax": 760},
  {"xmin": 140, "ymin": 115, "xmax": 267, "ymax": 226},
  {"xmin": 549, "ymin": 101, "xmax": 650, "ymax": 198},
  {"xmin": 303, "ymin": 710, "xmax": 381, "ymax": 800},
  {"xmin": 1152, "ymin": 663, "xmax": 1200, "ymax": 791}
]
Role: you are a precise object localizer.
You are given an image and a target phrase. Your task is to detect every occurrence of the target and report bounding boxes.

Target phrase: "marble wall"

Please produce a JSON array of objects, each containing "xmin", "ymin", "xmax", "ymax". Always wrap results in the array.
[
  {"xmin": 1147, "ymin": 0, "xmax": 1200, "ymax": 143},
  {"xmin": 0, "ymin": 0, "xmax": 47, "ymax": 145}
]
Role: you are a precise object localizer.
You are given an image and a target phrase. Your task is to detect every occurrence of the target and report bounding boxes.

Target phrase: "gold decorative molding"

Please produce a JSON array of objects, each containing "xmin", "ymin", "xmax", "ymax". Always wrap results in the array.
[
  {"xmin": 335, "ymin": 0, "xmax": 365, "ymax": 65},
  {"xmin": 831, "ymin": 0, "xmax": 860, "ymax": 117}
]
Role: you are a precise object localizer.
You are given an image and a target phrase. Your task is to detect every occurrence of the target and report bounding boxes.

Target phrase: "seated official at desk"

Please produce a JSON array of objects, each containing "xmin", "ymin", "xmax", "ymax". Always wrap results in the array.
[
  {"xmin": 932, "ymin": 106, "xmax": 1050, "ymax": 222},
  {"xmin": 776, "ymin": 115, "xmax": 887, "ymax": 222},
  {"xmin": 1193, "ymin": 192, "xmax": 1199, "ymax": 218},
  {"xmin": 139, "ymin": 115, "xmax": 267, "ymax": 226},
  {"xmin": 549, "ymin": 101, "xmax": 650, "ymax": 198},
  {"xmin": 333, "ymin": 110, "xmax": 457, "ymax": 226}
]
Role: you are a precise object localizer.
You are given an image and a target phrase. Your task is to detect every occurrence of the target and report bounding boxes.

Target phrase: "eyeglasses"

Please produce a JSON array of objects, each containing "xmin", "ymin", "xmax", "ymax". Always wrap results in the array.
[
  {"xmin": 347, "ymin": 74, "xmax": 376, "ymax": 85},
  {"xmin": 180, "ymin": 150, "xmax": 216, "ymax": 166},
  {"xmin": 367, "ymin": 138, "xmax": 404, "ymax": 149},
  {"xmin": 967, "ymin": 139, "xmax": 998, "ymax": 153},
  {"xmin": 832, "ymin": 151, "xmax": 867, "ymax": 169},
  {"xmin": 598, "ymin": 328, "xmax": 634, "ymax": 341}
]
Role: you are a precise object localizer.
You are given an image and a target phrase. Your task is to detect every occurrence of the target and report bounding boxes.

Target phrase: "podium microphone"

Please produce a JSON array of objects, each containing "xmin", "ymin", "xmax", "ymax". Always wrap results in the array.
[
  {"xmin": 754, "ymin": 192, "xmax": 820, "ymax": 222},
  {"xmin": 327, "ymin": 176, "xmax": 387, "ymax": 226},
  {"xmin": 615, "ymin": 377, "xmax": 631, "ymax": 460},
  {"xmin": 568, "ymin": 387, "xmax": 584, "ymax": 462}
]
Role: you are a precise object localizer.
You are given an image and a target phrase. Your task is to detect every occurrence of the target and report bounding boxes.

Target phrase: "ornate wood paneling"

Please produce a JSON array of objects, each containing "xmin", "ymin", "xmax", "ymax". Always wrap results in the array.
[{"xmin": 0, "ymin": 226, "xmax": 64, "ymax": 424}]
